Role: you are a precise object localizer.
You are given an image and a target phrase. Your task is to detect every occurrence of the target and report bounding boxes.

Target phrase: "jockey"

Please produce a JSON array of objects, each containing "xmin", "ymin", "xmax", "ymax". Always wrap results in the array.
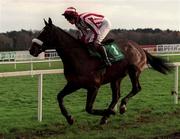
[{"xmin": 62, "ymin": 7, "xmax": 112, "ymax": 66}]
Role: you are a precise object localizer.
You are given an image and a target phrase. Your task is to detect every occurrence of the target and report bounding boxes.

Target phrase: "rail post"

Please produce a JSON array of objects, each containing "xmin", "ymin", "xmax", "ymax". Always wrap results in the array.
[
  {"xmin": 174, "ymin": 66, "xmax": 179, "ymax": 104},
  {"xmin": 48, "ymin": 57, "xmax": 51, "ymax": 67},
  {"xmin": 30, "ymin": 58, "xmax": 33, "ymax": 77},
  {"xmin": 14, "ymin": 59, "xmax": 17, "ymax": 69},
  {"xmin": 38, "ymin": 74, "xmax": 43, "ymax": 122}
]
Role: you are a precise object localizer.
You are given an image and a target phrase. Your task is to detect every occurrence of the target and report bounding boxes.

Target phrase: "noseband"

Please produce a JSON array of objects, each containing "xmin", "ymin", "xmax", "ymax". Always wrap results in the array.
[
  {"xmin": 32, "ymin": 38, "xmax": 46, "ymax": 52},
  {"xmin": 32, "ymin": 38, "xmax": 43, "ymax": 46}
]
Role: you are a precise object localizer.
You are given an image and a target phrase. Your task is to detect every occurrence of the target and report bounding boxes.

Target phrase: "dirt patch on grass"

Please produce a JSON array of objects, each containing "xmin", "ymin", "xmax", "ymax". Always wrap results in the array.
[
  {"xmin": 154, "ymin": 132, "xmax": 180, "ymax": 139},
  {"xmin": 1, "ymin": 123, "xmax": 67, "ymax": 139},
  {"xmin": 3, "ymin": 129, "xmax": 65, "ymax": 139},
  {"xmin": 136, "ymin": 108, "xmax": 159, "ymax": 123}
]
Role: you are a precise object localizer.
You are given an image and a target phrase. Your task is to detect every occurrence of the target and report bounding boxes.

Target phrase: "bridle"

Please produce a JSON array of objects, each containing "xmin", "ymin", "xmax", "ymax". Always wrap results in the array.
[
  {"xmin": 32, "ymin": 38, "xmax": 43, "ymax": 46},
  {"xmin": 31, "ymin": 38, "xmax": 45, "ymax": 52}
]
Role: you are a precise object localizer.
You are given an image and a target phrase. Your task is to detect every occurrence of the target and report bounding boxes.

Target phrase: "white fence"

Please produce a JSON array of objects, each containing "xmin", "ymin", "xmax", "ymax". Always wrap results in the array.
[
  {"xmin": 0, "ymin": 69, "xmax": 63, "ymax": 122},
  {"xmin": 156, "ymin": 44, "xmax": 180, "ymax": 53},
  {"xmin": 0, "ymin": 52, "xmax": 179, "ymax": 72},
  {"xmin": 0, "ymin": 59, "xmax": 61, "ymax": 71},
  {"xmin": 0, "ymin": 51, "xmax": 45, "ymax": 61},
  {"xmin": 0, "ymin": 50, "xmax": 57, "ymax": 61},
  {"xmin": 0, "ymin": 44, "xmax": 179, "ymax": 61}
]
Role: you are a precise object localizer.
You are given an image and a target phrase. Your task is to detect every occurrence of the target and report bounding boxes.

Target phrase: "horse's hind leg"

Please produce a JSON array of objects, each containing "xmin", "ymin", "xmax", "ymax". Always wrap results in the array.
[
  {"xmin": 85, "ymin": 87, "xmax": 116, "ymax": 117},
  {"xmin": 100, "ymin": 79, "xmax": 122, "ymax": 124},
  {"xmin": 120, "ymin": 65, "xmax": 141, "ymax": 114},
  {"xmin": 57, "ymin": 82, "xmax": 80, "ymax": 125}
]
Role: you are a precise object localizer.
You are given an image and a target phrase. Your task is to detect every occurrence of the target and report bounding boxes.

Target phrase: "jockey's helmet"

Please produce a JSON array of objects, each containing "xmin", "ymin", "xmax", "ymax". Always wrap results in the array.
[{"xmin": 62, "ymin": 7, "xmax": 78, "ymax": 20}]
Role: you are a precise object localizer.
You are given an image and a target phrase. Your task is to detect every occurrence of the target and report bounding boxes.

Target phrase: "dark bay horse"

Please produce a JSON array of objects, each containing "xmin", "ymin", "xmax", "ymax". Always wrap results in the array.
[{"xmin": 29, "ymin": 18, "xmax": 171, "ymax": 125}]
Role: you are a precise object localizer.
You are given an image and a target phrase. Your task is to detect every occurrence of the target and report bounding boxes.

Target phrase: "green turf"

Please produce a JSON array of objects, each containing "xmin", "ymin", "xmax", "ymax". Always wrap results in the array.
[{"xmin": 0, "ymin": 59, "xmax": 179, "ymax": 138}]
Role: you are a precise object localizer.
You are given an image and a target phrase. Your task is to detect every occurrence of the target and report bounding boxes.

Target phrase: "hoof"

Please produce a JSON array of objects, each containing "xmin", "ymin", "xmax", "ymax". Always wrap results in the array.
[
  {"xmin": 120, "ymin": 105, "xmax": 127, "ymax": 114},
  {"xmin": 67, "ymin": 116, "xmax": 74, "ymax": 125},
  {"xmin": 100, "ymin": 117, "xmax": 108, "ymax": 125}
]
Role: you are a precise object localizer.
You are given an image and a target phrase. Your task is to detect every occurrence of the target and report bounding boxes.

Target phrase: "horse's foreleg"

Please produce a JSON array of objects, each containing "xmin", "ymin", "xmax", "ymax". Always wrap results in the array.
[
  {"xmin": 100, "ymin": 79, "xmax": 121, "ymax": 124},
  {"xmin": 57, "ymin": 82, "xmax": 80, "ymax": 125},
  {"xmin": 120, "ymin": 66, "xmax": 141, "ymax": 114}
]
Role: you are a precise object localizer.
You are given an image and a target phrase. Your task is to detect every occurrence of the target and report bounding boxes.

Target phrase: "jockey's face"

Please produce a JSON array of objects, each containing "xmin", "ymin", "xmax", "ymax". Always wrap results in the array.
[
  {"xmin": 68, "ymin": 18, "xmax": 76, "ymax": 24},
  {"xmin": 64, "ymin": 14, "xmax": 77, "ymax": 25}
]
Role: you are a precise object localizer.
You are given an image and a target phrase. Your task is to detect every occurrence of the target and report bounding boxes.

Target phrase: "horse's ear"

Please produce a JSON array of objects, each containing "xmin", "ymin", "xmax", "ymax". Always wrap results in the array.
[
  {"xmin": 48, "ymin": 18, "xmax": 52, "ymax": 26},
  {"xmin": 44, "ymin": 19, "xmax": 48, "ymax": 26}
]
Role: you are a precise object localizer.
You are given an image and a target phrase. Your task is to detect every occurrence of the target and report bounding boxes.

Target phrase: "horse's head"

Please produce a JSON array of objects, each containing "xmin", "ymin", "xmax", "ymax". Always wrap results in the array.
[{"xmin": 29, "ymin": 18, "xmax": 56, "ymax": 57}]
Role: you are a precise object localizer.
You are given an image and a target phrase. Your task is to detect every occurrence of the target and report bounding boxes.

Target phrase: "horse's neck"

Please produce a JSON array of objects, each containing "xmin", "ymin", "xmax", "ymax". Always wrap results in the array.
[
  {"xmin": 55, "ymin": 28, "xmax": 89, "ymax": 71},
  {"xmin": 56, "ymin": 29, "xmax": 78, "ymax": 48}
]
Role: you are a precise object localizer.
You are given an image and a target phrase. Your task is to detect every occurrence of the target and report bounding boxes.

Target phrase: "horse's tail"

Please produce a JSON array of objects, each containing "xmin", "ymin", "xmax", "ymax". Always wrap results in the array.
[{"xmin": 144, "ymin": 50, "xmax": 172, "ymax": 74}]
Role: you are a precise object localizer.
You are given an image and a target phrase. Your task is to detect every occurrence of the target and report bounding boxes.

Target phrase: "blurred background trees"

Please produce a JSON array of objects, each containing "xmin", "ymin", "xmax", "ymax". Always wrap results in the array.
[{"xmin": 0, "ymin": 28, "xmax": 180, "ymax": 51}]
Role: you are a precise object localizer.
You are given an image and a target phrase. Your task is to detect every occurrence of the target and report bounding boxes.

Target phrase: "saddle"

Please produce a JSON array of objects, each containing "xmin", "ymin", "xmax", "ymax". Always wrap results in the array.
[{"xmin": 87, "ymin": 39, "xmax": 124, "ymax": 63}]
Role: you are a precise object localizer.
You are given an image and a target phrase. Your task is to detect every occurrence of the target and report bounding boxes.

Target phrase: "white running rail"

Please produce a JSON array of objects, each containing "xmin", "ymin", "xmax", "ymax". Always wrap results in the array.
[{"xmin": 0, "ymin": 69, "xmax": 63, "ymax": 122}]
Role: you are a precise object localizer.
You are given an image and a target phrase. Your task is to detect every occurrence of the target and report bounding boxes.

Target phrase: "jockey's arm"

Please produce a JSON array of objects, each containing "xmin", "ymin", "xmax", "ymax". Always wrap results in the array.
[
  {"xmin": 84, "ymin": 18, "xmax": 100, "ymax": 43},
  {"xmin": 77, "ymin": 29, "xmax": 86, "ymax": 42},
  {"xmin": 77, "ymin": 30, "xmax": 83, "ymax": 39}
]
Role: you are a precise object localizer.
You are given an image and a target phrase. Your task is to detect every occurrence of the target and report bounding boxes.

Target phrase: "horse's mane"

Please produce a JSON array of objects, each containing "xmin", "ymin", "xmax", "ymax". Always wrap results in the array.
[
  {"xmin": 54, "ymin": 25, "xmax": 84, "ymax": 47},
  {"xmin": 52, "ymin": 24, "xmax": 90, "ymax": 62}
]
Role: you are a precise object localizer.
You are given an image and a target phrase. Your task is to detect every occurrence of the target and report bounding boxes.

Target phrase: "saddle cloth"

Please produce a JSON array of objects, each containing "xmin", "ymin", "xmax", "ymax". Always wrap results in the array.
[{"xmin": 88, "ymin": 40, "xmax": 124, "ymax": 63}]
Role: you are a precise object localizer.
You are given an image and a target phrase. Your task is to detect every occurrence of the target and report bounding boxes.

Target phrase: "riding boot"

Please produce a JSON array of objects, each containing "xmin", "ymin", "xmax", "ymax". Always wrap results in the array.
[{"xmin": 96, "ymin": 44, "xmax": 112, "ymax": 67}]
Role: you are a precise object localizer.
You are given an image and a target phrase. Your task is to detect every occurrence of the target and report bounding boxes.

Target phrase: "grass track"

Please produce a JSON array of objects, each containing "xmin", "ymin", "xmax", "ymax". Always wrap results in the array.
[{"xmin": 0, "ymin": 60, "xmax": 179, "ymax": 138}]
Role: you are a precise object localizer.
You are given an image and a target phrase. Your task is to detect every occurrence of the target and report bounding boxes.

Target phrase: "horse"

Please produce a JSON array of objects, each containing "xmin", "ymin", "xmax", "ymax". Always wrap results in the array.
[{"xmin": 29, "ymin": 18, "xmax": 171, "ymax": 125}]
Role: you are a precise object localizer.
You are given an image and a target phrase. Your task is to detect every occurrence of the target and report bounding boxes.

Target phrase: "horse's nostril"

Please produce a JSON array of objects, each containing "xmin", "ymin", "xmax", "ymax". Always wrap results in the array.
[
  {"xmin": 29, "ymin": 49, "xmax": 36, "ymax": 57},
  {"xmin": 29, "ymin": 49, "xmax": 33, "ymax": 55}
]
